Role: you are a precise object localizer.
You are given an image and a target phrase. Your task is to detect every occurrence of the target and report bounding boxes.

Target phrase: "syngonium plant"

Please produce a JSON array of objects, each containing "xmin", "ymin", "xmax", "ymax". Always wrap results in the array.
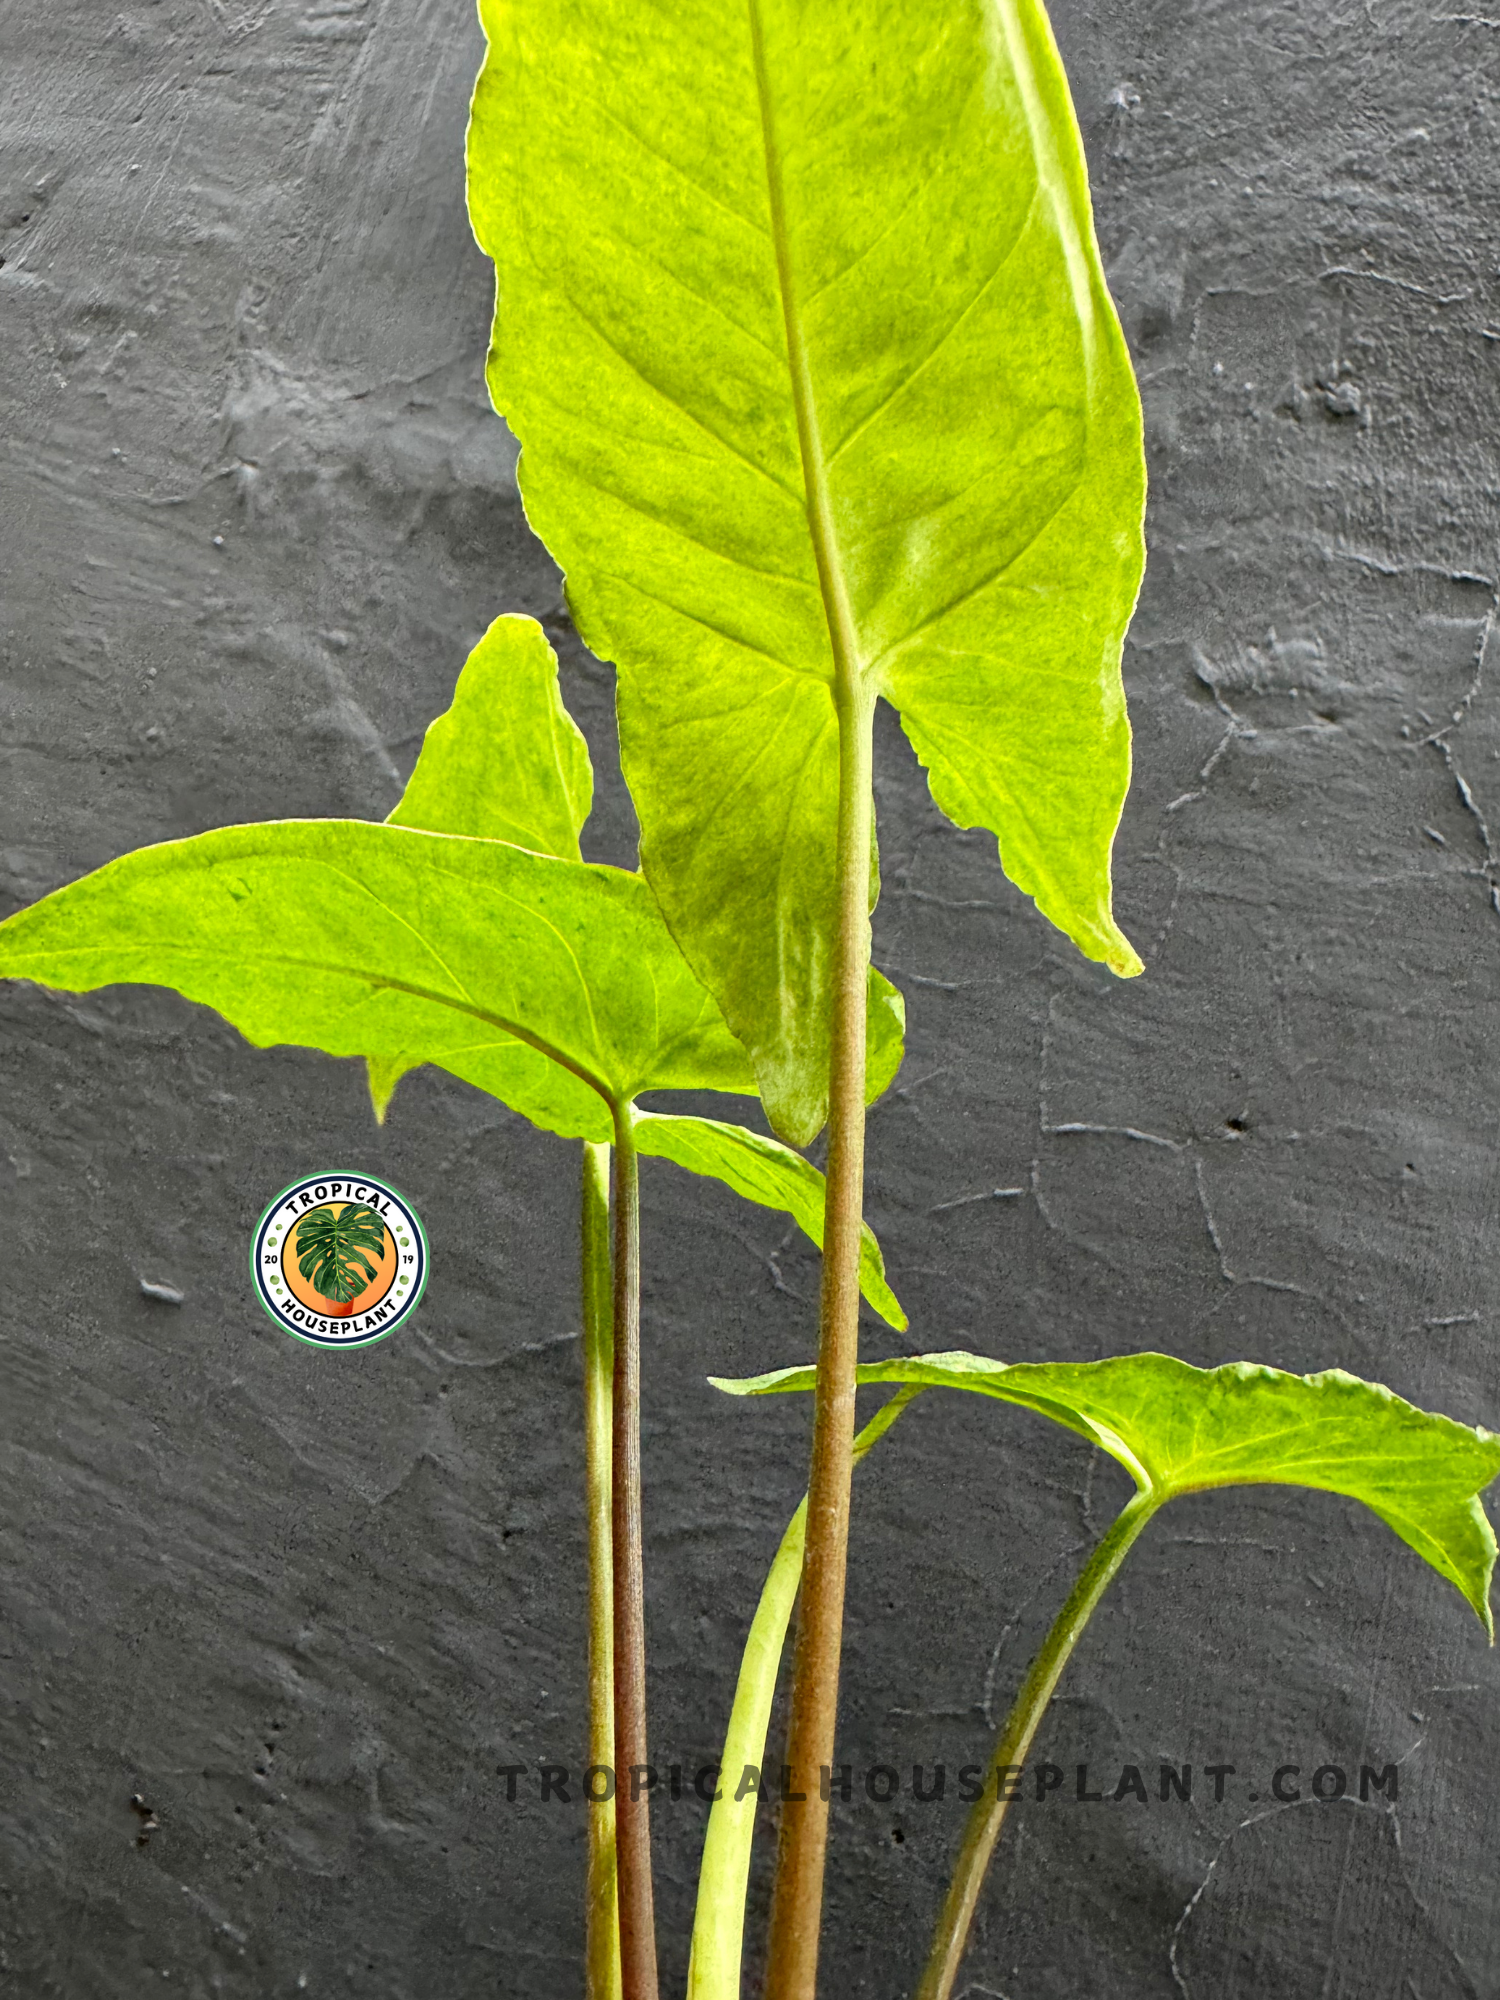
[
  {"xmin": 2, "ymin": 2, "xmax": 1499, "ymax": 1998},
  {"xmin": 467, "ymin": 0, "xmax": 1144, "ymax": 1990},
  {"xmin": 460, "ymin": 1, "xmax": 1500, "ymax": 1996},
  {"xmin": 0, "ymin": 611, "xmax": 908, "ymax": 2000}
]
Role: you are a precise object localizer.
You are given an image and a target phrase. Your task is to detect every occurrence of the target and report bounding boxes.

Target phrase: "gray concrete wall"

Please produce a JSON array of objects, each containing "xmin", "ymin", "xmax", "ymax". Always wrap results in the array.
[{"xmin": 2, "ymin": 2, "xmax": 1497, "ymax": 1994}]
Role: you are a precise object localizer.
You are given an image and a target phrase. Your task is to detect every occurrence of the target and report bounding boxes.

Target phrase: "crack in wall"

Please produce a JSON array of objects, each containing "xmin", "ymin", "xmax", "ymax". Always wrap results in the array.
[
  {"xmin": 1168, "ymin": 1796, "xmax": 1480, "ymax": 2000},
  {"xmin": 1421, "ymin": 580, "xmax": 1500, "ymax": 916}
]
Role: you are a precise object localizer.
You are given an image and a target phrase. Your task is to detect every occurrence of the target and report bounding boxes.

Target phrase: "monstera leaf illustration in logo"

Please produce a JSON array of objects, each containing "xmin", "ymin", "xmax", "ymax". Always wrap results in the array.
[{"xmin": 294, "ymin": 1203, "xmax": 388, "ymax": 1309}]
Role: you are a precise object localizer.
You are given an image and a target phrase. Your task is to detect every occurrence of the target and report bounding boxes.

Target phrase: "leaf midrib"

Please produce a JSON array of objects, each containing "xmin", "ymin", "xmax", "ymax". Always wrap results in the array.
[
  {"xmin": 745, "ymin": 0, "xmax": 864, "ymax": 702},
  {"xmin": 17, "ymin": 940, "xmax": 621, "ymax": 1114}
]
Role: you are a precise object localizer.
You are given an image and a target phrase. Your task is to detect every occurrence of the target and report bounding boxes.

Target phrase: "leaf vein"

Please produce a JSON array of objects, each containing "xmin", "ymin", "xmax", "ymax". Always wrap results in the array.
[{"xmin": 826, "ymin": 180, "xmax": 1041, "ymax": 471}]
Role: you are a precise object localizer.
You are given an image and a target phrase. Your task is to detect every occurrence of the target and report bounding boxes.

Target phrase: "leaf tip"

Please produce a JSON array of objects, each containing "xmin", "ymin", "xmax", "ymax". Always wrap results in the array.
[
  {"xmin": 1105, "ymin": 931, "xmax": 1145, "ymax": 979},
  {"xmin": 365, "ymin": 1054, "xmax": 409, "ymax": 1127}
]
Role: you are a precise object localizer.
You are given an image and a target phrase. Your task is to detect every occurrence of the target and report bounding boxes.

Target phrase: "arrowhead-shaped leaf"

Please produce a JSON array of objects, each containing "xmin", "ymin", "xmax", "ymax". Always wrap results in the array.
[
  {"xmin": 0, "ymin": 820, "xmax": 749, "ymax": 1144},
  {"xmin": 468, "ymin": 0, "xmax": 1145, "ymax": 1142},
  {"xmin": 0, "ymin": 815, "xmax": 905, "ymax": 1322},
  {"xmin": 387, "ymin": 612, "xmax": 592, "ymax": 858},
  {"xmin": 367, "ymin": 615, "xmax": 906, "ymax": 1127},
  {"xmin": 368, "ymin": 611, "xmax": 591, "ymax": 1121},
  {"xmin": 712, "ymin": 1352, "xmax": 1500, "ymax": 1633}
]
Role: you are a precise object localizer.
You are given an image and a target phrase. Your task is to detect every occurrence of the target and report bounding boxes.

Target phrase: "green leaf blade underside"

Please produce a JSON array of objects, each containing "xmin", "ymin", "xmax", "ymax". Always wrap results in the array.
[
  {"xmin": 0, "ymin": 820, "xmax": 757, "ymax": 1144},
  {"xmin": 387, "ymin": 613, "xmax": 592, "ymax": 859},
  {"xmin": 469, "ymin": 0, "xmax": 1144, "ymax": 1144},
  {"xmin": 711, "ymin": 1352, "xmax": 1500, "ymax": 1634},
  {"xmin": 864, "ymin": 966, "xmax": 905, "ymax": 1106},
  {"xmin": 635, "ymin": 1112, "xmax": 905, "ymax": 1329}
]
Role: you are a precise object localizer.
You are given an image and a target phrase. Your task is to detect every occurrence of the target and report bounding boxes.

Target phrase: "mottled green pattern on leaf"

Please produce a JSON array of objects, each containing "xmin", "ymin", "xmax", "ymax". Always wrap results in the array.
[
  {"xmin": 712, "ymin": 1351, "xmax": 1500, "ymax": 1633},
  {"xmin": 294, "ymin": 1203, "xmax": 387, "ymax": 1304},
  {"xmin": 387, "ymin": 614, "xmax": 591, "ymax": 858},
  {"xmin": 468, "ymin": 0, "xmax": 1144, "ymax": 1141},
  {"xmin": 636, "ymin": 1112, "xmax": 905, "ymax": 1329}
]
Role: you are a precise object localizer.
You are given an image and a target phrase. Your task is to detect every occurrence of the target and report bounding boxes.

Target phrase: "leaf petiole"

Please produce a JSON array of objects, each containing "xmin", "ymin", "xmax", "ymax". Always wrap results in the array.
[
  {"xmin": 688, "ymin": 1386, "xmax": 921, "ymax": 2000},
  {"xmin": 914, "ymin": 1488, "xmax": 1161, "ymax": 2000},
  {"xmin": 766, "ymin": 688, "xmax": 877, "ymax": 2000},
  {"xmin": 581, "ymin": 1140, "xmax": 623, "ymax": 2000},
  {"xmin": 609, "ymin": 1105, "xmax": 658, "ymax": 2000}
]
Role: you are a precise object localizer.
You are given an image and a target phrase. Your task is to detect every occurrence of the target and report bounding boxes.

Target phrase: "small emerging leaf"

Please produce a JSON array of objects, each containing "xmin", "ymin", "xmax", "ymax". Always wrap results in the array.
[{"xmin": 712, "ymin": 1352, "xmax": 1500, "ymax": 1634}]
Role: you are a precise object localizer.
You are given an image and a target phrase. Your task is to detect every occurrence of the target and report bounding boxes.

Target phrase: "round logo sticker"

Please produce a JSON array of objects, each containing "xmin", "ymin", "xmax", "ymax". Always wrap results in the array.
[{"xmin": 251, "ymin": 1173, "xmax": 428, "ymax": 1348}]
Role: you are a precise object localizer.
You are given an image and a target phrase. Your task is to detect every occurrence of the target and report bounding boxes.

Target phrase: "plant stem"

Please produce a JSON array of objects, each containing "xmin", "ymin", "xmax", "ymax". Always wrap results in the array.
[
  {"xmin": 581, "ymin": 1141, "xmax": 623, "ymax": 2000},
  {"xmin": 689, "ymin": 1389, "xmax": 920, "ymax": 2000},
  {"xmin": 763, "ymin": 686, "xmax": 877, "ymax": 2000},
  {"xmin": 915, "ymin": 1488, "xmax": 1161, "ymax": 2000},
  {"xmin": 610, "ymin": 1105, "xmax": 658, "ymax": 2000}
]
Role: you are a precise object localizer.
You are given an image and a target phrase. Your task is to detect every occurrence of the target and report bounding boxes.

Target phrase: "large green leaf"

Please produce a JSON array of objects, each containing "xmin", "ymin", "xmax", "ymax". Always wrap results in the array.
[
  {"xmin": 388, "ymin": 612, "xmax": 591, "ymax": 858},
  {"xmin": 468, "ymin": 0, "xmax": 1145, "ymax": 1143},
  {"xmin": 0, "ymin": 822, "xmax": 906, "ymax": 1323},
  {"xmin": 0, "ymin": 820, "xmax": 748, "ymax": 1144},
  {"xmin": 712, "ymin": 1352, "xmax": 1500, "ymax": 1632}
]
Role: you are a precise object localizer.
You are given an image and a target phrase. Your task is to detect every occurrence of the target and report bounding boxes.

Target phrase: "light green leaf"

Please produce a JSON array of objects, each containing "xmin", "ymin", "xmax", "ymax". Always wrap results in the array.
[
  {"xmin": 711, "ymin": 1352, "xmax": 1500, "ymax": 1633},
  {"xmin": 387, "ymin": 613, "xmax": 592, "ymax": 858},
  {"xmin": 365, "ymin": 1051, "xmax": 408, "ymax": 1127},
  {"xmin": 0, "ymin": 820, "xmax": 755, "ymax": 1143},
  {"xmin": 366, "ymin": 612, "xmax": 593, "ymax": 1123},
  {"xmin": 1, "ymin": 824, "xmax": 907, "ymax": 1315},
  {"xmin": 366, "ymin": 617, "xmax": 904, "ymax": 1126},
  {"xmin": 864, "ymin": 966, "xmax": 905, "ymax": 1107},
  {"xmin": 636, "ymin": 1111, "xmax": 905, "ymax": 1329},
  {"xmin": 468, "ymin": 0, "xmax": 1144, "ymax": 1142}
]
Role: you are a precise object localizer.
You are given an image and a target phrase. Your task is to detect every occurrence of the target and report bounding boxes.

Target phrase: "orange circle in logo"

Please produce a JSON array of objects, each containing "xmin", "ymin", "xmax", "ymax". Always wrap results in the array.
[{"xmin": 280, "ymin": 1202, "xmax": 400, "ymax": 1319}]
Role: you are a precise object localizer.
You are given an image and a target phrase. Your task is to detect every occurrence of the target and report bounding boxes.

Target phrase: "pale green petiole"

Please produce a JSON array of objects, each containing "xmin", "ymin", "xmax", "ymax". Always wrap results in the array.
[{"xmin": 687, "ymin": 1387, "xmax": 922, "ymax": 2000}]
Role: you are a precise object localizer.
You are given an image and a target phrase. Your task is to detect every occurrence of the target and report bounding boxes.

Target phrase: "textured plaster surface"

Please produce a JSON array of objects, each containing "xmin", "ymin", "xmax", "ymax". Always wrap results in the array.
[{"xmin": 2, "ymin": 2, "xmax": 1499, "ymax": 1995}]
